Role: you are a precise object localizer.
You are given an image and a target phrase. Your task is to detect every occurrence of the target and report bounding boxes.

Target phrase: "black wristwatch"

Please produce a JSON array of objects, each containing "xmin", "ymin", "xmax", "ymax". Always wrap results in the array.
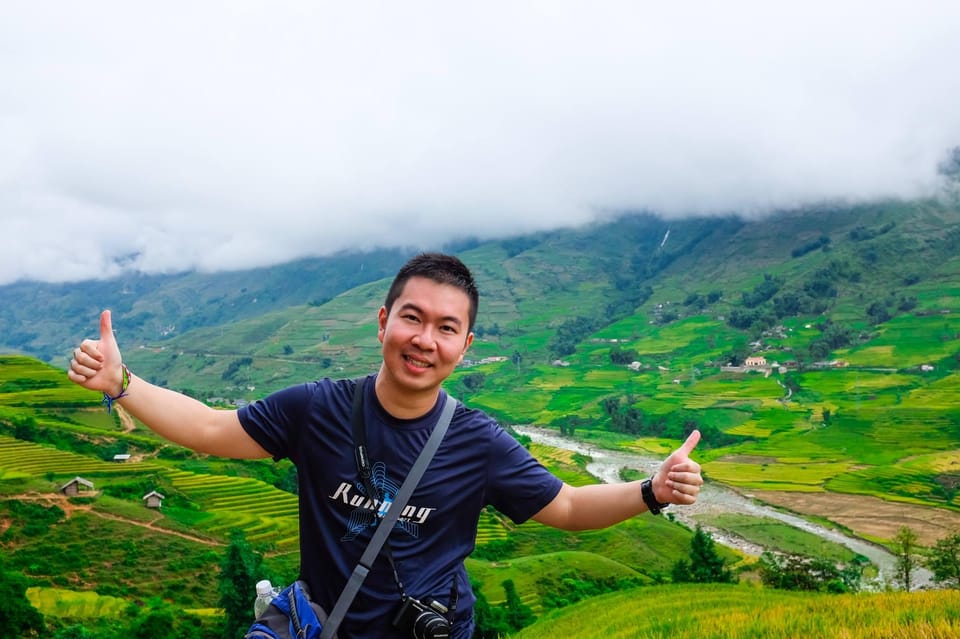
[{"xmin": 641, "ymin": 478, "xmax": 669, "ymax": 515}]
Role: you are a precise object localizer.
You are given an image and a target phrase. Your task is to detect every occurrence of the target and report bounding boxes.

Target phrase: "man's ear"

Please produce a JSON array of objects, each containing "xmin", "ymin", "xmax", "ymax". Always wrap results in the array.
[
  {"xmin": 458, "ymin": 332, "xmax": 475, "ymax": 361},
  {"xmin": 377, "ymin": 306, "xmax": 388, "ymax": 342}
]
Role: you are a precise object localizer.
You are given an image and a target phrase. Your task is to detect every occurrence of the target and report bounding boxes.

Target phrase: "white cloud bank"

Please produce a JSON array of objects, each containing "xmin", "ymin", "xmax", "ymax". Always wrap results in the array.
[{"xmin": 2, "ymin": 1, "xmax": 959, "ymax": 285}]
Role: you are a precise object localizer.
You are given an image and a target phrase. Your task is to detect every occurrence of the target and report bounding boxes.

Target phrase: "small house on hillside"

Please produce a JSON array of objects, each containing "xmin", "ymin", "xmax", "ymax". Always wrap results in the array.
[
  {"xmin": 60, "ymin": 476, "xmax": 94, "ymax": 496},
  {"xmin": 113, "ymin": 454, "xmax": 131, "ymax": 462},
  {"xmin": 745, "ymin": 356, "xmax": 767, "ymax": 368},
  {"xmin": 143, "ymin": 491, "xmax": 165, "ymax": 509}
]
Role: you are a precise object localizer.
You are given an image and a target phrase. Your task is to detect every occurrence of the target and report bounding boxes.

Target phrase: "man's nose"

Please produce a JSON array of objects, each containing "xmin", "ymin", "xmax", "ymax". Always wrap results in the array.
[{"xmin": 412, "ymin": 326, "xmax": 437, "ymax": 349}]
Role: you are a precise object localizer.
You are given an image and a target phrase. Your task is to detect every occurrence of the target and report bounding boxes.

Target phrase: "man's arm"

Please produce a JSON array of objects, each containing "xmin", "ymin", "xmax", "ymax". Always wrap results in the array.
[
  {"xmin": 532, "ymin": 430, "xmax": 702, "ymax": 531},
  {"xmin": 68, "ymin": 310, "xmax": 270, "ymax": 460}
]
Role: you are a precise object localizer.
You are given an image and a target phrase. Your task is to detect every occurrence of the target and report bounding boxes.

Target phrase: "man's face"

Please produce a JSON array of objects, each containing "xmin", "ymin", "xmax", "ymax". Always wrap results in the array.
[{"xmin": 377, "ymin": 276, "xmax": 474, "ymax": 398}]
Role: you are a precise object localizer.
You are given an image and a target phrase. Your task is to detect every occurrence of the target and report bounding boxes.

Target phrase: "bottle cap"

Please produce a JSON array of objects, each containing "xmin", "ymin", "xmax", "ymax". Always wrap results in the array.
[{"xmin": 256, "ymin": 580, "xmax": 274, "ymax": 596}]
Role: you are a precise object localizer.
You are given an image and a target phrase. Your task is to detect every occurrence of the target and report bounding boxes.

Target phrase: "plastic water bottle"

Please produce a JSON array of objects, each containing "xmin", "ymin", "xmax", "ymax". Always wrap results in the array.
[{"xmin": 254, "ymin": 579, "xmax": 278, "ymax": 618}]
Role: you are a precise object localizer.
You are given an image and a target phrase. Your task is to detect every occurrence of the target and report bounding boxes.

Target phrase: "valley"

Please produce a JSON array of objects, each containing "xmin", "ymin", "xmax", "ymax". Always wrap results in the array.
[{"xmin": 516, "ymin": 425, "xmax": 939, "ymax": 587}]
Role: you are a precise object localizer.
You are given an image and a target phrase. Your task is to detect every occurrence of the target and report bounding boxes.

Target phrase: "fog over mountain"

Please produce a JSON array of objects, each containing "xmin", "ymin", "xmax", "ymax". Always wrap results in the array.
[{"xmin": 2, "ymin": 1, "xmax": 959, "ymax": 286}]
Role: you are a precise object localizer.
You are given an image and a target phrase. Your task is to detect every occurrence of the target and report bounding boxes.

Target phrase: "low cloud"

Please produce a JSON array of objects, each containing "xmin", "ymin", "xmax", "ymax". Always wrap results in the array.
[{"xmin": 2, "ymin": 1, "xmax": 959, "ymax": 284}]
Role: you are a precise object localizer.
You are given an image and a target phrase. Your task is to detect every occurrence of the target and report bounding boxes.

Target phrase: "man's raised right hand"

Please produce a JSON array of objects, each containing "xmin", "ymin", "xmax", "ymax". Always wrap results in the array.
[{"xmin": 67, "ymin": 310, "xmax": 125, "ymax": 397}]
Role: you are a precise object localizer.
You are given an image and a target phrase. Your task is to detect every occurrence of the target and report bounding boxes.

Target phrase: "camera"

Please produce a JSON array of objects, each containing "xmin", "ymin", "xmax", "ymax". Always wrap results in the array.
[{"xmin": 391, "ymin": 595, "xmax": 451, "ymax": 639}]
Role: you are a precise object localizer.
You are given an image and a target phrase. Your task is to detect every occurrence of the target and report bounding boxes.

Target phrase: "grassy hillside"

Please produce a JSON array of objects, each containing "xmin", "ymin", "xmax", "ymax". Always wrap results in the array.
[{"xmin": 514, "ymin": 584, "xmax": 960, "ymax": 638}]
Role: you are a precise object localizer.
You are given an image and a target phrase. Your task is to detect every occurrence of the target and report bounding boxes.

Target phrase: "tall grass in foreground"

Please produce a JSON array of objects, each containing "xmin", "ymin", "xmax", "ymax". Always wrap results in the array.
[{"xmin": 514, "ymin": 584, "xmax": 960, "ymax": 639}]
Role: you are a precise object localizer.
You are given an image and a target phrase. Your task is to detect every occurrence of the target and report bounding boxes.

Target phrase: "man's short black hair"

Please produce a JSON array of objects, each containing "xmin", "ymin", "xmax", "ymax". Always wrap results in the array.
[{"xmin": 385, "ymin": 253, "xmax": 479, "ymax": 332}]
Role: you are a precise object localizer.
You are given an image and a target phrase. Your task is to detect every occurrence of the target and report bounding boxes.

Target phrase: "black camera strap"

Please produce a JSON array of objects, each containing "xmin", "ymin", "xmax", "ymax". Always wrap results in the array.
[{"xmin": 319, "ymin": 376, "xmax": 456, "ymax": 639}]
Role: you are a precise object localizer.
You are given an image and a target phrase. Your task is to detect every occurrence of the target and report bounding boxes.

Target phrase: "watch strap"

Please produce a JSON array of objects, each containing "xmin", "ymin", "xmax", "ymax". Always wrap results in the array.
[{"xmin": 641, "ymin": 478, "xmax": 668, "ymax": 515}]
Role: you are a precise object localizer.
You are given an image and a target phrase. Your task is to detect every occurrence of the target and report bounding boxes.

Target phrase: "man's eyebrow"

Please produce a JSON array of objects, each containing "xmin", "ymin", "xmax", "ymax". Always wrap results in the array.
[{"xmin": 397, "ymin": 302, "xmax": 463, "ymax": 326}]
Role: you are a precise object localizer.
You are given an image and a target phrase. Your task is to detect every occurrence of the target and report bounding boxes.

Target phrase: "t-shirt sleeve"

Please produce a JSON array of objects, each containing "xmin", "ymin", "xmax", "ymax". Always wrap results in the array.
[
  {"xmin": 237, "ymin": 383, "xmax": 314, "ymax": 462},
  {"xmin": 485, "ymin": 426, "xmax": 563, "ymax": 524}
]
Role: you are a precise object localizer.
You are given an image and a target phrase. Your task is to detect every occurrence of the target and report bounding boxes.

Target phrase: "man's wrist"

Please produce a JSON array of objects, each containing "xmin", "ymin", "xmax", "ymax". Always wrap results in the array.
[
  {"xmin": 111, "ymin": 363, "xmax": 131, "ymax": 399},
  {"xmin": 641, "ymin": 478, "xmax": 669, "ymax": 515},
  {"xmin": 102, "ymin": 364, "xmax": 131, "ymax": 414}
]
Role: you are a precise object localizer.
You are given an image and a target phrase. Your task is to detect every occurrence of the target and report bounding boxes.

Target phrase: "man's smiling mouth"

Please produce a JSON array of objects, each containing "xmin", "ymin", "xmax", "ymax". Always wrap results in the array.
[{"xmin": 404, "ymin": 355, "xmax": 433, "ymax": 368}]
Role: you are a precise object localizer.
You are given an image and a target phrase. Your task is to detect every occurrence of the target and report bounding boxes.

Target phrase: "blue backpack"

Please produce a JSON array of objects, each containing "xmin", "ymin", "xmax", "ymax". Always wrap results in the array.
[{"xmin": 245, "ymin": 580, "xmax": 332, "ymax": 639}]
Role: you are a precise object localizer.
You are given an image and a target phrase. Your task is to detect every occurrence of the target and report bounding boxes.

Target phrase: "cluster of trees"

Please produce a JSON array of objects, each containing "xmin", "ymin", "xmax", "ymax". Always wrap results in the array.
[
  {"xmin": 608, "ymin": 345, "xmax": 639, "ymax": 365},
  {"xmin": 682, "ymin": 290, "xmax": 722, "ymax": 311},
  {"xmin": 1, "ymin": 414, "xmax": 136, "ymax": 463},
  {"xmin": 221, "ymin": 357, "xmax": 253, "ymax": 381},
  {"xmin": 599, "ymin": 396, "xmax": 742, "ymax": 448},
  {"xmin": 758, "ymin": 525, "xmax": 960, "ymax": 595},
  {"xmin": 848, "ymin": 222, "xmax": 896, "ymax": 242},
  {"xmin": 0, "ymin": 560, "xmax": 216, "ymax": 639},
  {"xmin": 725, "ymin": 261, "xmax": 866, "ymax": 350},
  {"xmin": 894, "ymin": 526, "xmax": 960, "ymax": 591},
  {"xmin": 758, "ymin": 552, "xmax": 865, "ymax": 593},
  {"xmin": 472, "ymin": 578, "xmax": 536, "ymax": 638},
  {"xmin": 791, "ymin": 234, "xmax": 831, "ymax": 258},
  {"xmin": 0, "ymin": 557, "xmax": 44, "ymax": 638},
  {"xmin": 549, "ymin": 316, "xmax": 603, "ymax": 359},
  {"xmin": 459, "ymin": 372, "xmax": 487, "ymax": 394},
  {"xmin": 536, "ymin": 571, "xmax": 646, "ymax": 610}
]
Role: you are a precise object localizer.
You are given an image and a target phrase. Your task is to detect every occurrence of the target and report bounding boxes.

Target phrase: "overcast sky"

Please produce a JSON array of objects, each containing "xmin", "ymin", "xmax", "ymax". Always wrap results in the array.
[{"xmin": 2, "ymin": 1, "xmax": 959, "ymax": 285}]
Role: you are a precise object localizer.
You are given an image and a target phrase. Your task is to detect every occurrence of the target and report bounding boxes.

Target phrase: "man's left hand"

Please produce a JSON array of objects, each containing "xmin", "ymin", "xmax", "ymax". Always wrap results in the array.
[{"xmin": 652, "ymin": 430, "xmax": 703, "ymax": 506}]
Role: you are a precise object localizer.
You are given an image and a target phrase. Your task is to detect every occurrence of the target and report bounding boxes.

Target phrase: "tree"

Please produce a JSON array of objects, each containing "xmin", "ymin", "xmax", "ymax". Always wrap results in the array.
[
  {"xmin": 218, "ymin": 531, "xmax": 264, "ymax": 639},
  {"xmin": 471, "ymin": 579, "xmax": 508, "ymax": 638},
  {"xmin": 0, "ymin": 558, "xmax": 44, "ymax": 639},
  {"xmin": 609, "ymin": 345, "xmax": 639, "ymax": 365},
  {"xmin": 927, "ymin": 531, "xmax": 960, "ymax": 588},
  {"xmin": 501, "ymin": 579, "xmax": 535, "ymax": 632},
  {"xmin": 130, "ymin": 604, "xmax": 176, "ymax": 639},
  {"xmin": 673, "ymin": 526, "xmax": 736, "ymax": 584},
  {"xmin": 893, "ymin": 526, "xmax": 920, "ymax": 591},
  {"xmin": 460, "ymin": 372, "xmax": 486, "ymax": 393}
]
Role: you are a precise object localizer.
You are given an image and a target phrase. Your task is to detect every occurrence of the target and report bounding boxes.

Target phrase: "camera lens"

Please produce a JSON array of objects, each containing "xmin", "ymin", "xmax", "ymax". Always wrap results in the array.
[{"xmin": 412, "ymin": 610, "xmax": 450, "ymax": 639}]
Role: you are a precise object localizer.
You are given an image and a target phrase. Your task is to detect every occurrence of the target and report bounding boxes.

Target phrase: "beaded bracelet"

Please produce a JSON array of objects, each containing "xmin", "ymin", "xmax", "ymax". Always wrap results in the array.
[{"xmin": 102, "ymin": 364, "xmax": 131, "ymax": 414}]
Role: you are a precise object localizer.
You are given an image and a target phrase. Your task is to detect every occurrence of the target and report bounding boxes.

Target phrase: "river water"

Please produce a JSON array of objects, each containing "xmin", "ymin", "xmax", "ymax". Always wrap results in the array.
[{"xmin": 514, "ymin": 425, "xmax": 934, "ymax": 589}]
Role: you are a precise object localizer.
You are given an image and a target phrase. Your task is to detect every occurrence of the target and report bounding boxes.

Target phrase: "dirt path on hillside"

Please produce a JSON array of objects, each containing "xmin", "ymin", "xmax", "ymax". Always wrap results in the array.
[
  {"xmin": 116, "ymin": 406, "xmax": 136, "ymax": 433},
  {"xmin": 5, "ymin": 492, "xmax": 221, "ymax": 547}
]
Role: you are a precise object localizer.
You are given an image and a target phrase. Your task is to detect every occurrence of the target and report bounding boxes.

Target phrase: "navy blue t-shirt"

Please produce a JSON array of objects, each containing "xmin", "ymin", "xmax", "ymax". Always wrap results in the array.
[{"xmin": 238, "ymin": 375, "xmax": 563, "ymax": 639}]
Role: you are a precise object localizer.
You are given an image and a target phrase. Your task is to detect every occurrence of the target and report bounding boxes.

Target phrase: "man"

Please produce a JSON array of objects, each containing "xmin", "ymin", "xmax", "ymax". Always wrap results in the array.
[{"xmin": 68, "ymin": 252, "xmax": 702, "ymax": 638}]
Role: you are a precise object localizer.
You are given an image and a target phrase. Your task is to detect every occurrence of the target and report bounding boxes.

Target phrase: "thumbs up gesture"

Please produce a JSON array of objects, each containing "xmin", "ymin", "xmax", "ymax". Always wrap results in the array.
[
  {"xmin": 652, "ymin": 430, "xmax": 703, "ymax": 506},
  {"xmin": 67, "ymin": 310, "xmax": 125, "ymax": 397}
]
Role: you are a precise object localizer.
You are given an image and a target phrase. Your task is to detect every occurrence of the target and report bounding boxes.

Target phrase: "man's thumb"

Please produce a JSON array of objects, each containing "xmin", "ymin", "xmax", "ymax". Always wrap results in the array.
[
  {"xmin": 679, "ymin": 429, "xmax": 701, "ymax": 456},
  {"xmin": 99, "ymin": 310, "xmax": 115, "ymax": 344}
]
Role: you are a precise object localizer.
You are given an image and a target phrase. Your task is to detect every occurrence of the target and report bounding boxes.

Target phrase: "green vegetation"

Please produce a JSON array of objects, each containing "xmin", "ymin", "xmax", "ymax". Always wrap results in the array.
[
  {"xmin": 0, "ymin": 556, "xmax": 44, "ymax": 638},
  {"xmin": 698, "ymin": 514, "xmax": 857, "ymax": 563},
  {"xmin": 672, "ymin": 526, "xmax": 737, "ymax": 585},
  {"xmin": 928, "ymin": 532, "xmax": 960, "ymax": 588}
]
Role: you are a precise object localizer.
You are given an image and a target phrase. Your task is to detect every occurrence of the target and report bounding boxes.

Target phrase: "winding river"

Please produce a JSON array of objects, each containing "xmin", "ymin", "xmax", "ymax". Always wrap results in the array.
[{"xmin": 514, "ymin": 425, "xmax": 934, "ymax": 589}]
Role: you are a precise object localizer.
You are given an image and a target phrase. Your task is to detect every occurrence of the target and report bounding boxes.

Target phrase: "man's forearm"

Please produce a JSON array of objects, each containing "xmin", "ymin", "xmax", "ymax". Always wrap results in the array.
[
  {"xmin": 534, "ymin": 481, "xmax": 651, "ymax": 531},
  {"xmin": 115, "ymin": 373, "xmax": 266, "ymax": 459}
]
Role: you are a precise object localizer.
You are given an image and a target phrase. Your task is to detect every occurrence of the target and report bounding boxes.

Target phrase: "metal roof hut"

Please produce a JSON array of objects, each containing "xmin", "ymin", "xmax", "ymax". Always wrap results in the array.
[
  {"xmin": 143, "ymin": 490, "xmax": 165, "ymax": 509},
  {"xmin": 60, "ymin": 476, "xmax": 94, "ymax": 497}
]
